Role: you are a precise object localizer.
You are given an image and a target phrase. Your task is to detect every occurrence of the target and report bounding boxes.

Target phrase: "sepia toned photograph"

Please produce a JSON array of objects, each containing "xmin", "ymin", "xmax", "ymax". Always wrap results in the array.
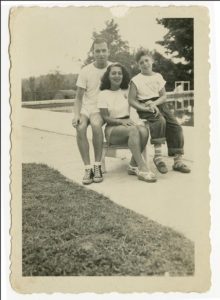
[{"xmin": 10, "ymin": 4, "xmax": 210, "ymax": 293}]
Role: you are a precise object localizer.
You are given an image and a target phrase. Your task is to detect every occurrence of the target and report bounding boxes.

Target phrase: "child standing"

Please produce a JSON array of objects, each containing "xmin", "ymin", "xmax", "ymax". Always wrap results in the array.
[{"xmin": 128, "ymin": 49, "xmax": 190, "ymax": 173}]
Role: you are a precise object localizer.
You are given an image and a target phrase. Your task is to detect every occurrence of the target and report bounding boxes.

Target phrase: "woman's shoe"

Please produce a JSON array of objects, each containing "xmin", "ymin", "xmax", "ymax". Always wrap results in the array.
[
  {"xmin": 138, "ymin": 171, "xmax": 157, "ymax": 183},
  {"xmin": 153, "ymin": 157, "xmax": 168, "ymax": 174},
  {"xmin": 127, "ymin": 164, "xmax": 138, "ymax": 175}
]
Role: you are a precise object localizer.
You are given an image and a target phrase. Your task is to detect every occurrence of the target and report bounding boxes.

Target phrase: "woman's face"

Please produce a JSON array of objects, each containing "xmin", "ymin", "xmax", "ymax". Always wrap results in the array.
[{"xmin": 109, "ymin": 66, "xmax": 123, "ymax": 88}]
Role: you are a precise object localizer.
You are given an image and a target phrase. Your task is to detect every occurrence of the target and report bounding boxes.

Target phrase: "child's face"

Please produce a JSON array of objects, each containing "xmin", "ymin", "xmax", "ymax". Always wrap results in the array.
[{"xmin": 138, "ymin": 55, "xmax": 153, "ymax": 73}]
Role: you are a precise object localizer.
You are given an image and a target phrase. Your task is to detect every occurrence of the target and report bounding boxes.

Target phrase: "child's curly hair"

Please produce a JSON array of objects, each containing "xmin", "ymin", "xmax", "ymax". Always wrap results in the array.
[{"xmin": 135, "ymin": 49, "xmax": 154, "ymax": 63}]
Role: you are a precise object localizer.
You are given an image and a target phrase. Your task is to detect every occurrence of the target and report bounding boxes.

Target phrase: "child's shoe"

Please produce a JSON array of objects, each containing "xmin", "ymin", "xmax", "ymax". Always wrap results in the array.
[
  {"xmin": 153, "ymin": 157, "xmax": 168, "ymax": 174},
  {"xmin": 173, "ymin": 163, "xmax": 191, "ymax": 173}
]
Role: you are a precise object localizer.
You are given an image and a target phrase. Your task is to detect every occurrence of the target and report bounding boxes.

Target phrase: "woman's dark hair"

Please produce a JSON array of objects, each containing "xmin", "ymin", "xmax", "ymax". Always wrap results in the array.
[{"xmin": 100, "ymin": 63, "xmax": 130, "ymax": 91}]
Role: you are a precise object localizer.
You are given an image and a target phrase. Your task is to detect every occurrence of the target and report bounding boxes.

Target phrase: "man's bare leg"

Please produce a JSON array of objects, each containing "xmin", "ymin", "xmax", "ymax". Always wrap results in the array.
[
  {"xmin": 130, "ymin": 125, "xmax": 149, "ymax": 167},
  {"xmin": 90, "ymin": 113, "xmax": 104, "ymax": 162},
  {"xmin": 90, "ymin": 113, "xmax": 104, "ymax": 183},
  {"xmin": 76, "ymin": 114, "xmax": 90, "ymax": 165}
]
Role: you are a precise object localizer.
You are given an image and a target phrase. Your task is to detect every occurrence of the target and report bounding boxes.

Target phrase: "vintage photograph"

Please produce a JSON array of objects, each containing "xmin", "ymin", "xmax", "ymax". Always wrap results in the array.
[{"xmin": 10, "ymin": 5, "xmax": 210, "ymax": 293}]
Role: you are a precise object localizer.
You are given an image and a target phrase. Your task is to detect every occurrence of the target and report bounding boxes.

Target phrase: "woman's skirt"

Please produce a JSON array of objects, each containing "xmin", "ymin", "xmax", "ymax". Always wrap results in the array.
[{"xmin": 104, "ymin": 116, "xmax": 130, "ymax": 146}]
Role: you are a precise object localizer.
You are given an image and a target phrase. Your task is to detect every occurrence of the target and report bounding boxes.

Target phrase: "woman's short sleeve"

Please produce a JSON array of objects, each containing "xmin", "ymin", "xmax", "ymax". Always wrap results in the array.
[{"xmin": 97, "ymin": 91, "xmax": 108, "ymax": 109}]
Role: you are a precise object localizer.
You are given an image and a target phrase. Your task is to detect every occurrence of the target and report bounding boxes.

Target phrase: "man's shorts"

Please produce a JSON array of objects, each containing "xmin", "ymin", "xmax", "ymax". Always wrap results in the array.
[{"xmin": 81, "ymin": 104, "xmax": 100, "ymax": 119}]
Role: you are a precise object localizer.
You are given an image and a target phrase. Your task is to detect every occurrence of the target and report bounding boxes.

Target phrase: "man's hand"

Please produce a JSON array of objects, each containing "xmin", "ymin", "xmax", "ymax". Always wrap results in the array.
[{"xmin": 72, "ymin": 115, "xmax": 80, "ymax": 128}]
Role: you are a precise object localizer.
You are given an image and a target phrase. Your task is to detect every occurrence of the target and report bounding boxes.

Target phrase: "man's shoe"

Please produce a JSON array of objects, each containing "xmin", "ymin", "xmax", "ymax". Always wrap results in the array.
[
  {"xmin": 93, "ymin": 165, "xmax": 103, "ymax": 183},
  {"xmin": 127, "ymin": 164, "xmax": 139, "ymax": 176},
  {"xmin": 82, "ymin": 168, "xmax": 94, "ymax": 185}
]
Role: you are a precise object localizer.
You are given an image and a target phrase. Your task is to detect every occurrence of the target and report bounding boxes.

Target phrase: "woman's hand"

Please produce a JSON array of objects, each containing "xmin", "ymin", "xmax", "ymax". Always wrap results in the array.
[{"xmin": 120, "ymin": 118, "xmax": 136, "ymax": 127}]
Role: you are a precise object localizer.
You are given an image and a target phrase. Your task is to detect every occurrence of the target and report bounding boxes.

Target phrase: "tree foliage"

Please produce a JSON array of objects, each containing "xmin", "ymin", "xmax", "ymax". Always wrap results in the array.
[
  {"xmin": 84, "ymin": 19, "xmax": 136, "ymax": 76},
  {"xmin": 156, "ymin": 18, "xmax": 194, "ymax": 89},
  {"xmin": 153, "ymin": 51, "xmax": 193, "ymax": 91},
  {"xmin": 156, "ymin": 18, "xmax": 193, "ymax": 66},
  {"xmin": 22, "ymin": 72, "xmax": 78, "ymax": 101}
]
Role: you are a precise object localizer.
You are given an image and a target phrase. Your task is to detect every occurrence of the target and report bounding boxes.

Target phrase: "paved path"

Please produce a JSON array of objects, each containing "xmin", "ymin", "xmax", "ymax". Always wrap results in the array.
[{"xmin": 22, "ymin": 108, "xmax": 196, "ymax": 241}]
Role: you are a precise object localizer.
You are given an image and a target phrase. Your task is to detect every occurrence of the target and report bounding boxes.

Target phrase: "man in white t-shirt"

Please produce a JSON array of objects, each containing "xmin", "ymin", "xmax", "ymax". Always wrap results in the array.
[{"xmin": 72, "ymin": 38, "xmax": 110, "ymax": 185}]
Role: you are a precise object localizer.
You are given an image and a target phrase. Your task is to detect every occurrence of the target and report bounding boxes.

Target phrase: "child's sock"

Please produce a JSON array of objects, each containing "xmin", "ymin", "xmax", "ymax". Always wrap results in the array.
[
  {"xmin": 94, "ymin": 161, "xmax": 102, "ymax": 166},
  {"xmin": 154, "ymin": 144, "xmax": 163, "ymax": 161},
  {"xmin": 174, "ymin": 154, "xmax": 183, "ymax": 166},
  {"xmin": 153, "ymin": 144, "xmax": 168, "ymax": 173}
]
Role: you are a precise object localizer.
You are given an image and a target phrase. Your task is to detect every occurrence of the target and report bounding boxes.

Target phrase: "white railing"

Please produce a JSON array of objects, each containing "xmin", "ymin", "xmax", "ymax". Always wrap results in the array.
[
  {"xmin": 22, "ymin": 99, "xmax": 75, "ymax": 107},
  {"xmin": 22, "ymin": 90, "xmax": 194, "ymax": 111},
  {"xmin": 166, "ymin": 91, "xmax": 194, "ymax": 112}
]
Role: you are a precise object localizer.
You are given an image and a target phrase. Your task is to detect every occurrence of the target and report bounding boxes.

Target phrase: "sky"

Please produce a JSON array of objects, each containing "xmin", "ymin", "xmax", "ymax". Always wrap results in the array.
[{"xmin": 11, "ymin": 6, "xmax": 169, "ymax": 78}]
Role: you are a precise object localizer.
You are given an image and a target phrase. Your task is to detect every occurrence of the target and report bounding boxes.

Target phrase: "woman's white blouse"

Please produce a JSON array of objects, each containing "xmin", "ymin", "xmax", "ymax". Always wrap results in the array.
[{"xmin": 97, "ymin": 89, "xmax": 130, "ymax": 118}]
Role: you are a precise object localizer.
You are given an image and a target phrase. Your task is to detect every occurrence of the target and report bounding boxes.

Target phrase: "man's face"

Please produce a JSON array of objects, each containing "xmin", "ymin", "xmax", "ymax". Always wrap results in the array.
[{"xmin": 93, "ymin": 42, "xmax": 109, "ymax": 64}]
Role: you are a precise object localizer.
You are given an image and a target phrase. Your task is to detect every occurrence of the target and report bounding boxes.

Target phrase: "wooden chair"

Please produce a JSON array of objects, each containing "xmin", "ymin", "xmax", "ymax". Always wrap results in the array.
[
  {"xmin": 101, "ymin": 142, "xmax": 147, "ymax": 173},
  {"xmin": 101, "ymin": 113, "xmax": 149, "ymax": 173}
]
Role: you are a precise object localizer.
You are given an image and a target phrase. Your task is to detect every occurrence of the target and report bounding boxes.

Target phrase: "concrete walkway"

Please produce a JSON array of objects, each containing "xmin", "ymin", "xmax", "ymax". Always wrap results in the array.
[{"xmin": 22, "ymin": 108, "xmax": 195, "ymax": 241}]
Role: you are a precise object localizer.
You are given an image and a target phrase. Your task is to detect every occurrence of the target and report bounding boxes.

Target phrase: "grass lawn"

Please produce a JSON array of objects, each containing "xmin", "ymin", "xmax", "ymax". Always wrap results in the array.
[{"xmin": 22, "ymin": 163, "xmax": 194, "ymax": 276}]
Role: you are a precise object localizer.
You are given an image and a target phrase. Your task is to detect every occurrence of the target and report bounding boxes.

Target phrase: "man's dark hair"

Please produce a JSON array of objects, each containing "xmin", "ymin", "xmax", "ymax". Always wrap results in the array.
[
  {"xmin": 135, "ymin": 49, "xmax": 153, "ymax": 63},
  {"xmin": 100, "ymin": 63, "xmax": 130, "ymax": 91},
  {"xmin": 91, "ymin": 37, "xmax": 109, "ymax": 51}
]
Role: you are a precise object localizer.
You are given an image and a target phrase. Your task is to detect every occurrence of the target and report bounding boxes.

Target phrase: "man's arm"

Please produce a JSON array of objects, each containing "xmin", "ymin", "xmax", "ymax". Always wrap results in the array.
[{"xmin": 72, "ymin": 87, "xmax": 85, "ymax": 127}]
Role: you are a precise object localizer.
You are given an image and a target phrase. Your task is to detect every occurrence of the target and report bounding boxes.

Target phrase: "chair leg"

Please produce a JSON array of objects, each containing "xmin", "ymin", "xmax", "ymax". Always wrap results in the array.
[{"xmin": 101, "ymin": 147, "xmax": 108, "ymax": 173}]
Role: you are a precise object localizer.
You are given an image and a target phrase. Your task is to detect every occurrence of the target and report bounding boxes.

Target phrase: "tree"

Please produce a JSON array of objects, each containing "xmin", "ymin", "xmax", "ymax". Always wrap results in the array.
[
  {"xmin": 84, "ymin": 19, "xmax": 136, "ymax": 76},
  {"xmin": 153, "ymin": 51, "xmax": 193, "ymax": 91},
  {"xmin": 156, "ymin": 18, "xmax": 193, "ymax": 64},
  {"xmin": 156, "ymin": 18, "xmax": 194, "ymax": 90}
]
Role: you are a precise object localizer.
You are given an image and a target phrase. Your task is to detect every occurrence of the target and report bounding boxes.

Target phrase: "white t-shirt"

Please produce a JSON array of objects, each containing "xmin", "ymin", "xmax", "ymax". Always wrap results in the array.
[
  {"xmin": 131, "ymin": 72, "xmax": 166, "ymax": 100},
  {"xmin": 76, "ymin": 62, "xmax": 111, "ymax": 107},
  {"xmin": 97, "ymin": 89, "xmax": 130, "ymax": 118}
]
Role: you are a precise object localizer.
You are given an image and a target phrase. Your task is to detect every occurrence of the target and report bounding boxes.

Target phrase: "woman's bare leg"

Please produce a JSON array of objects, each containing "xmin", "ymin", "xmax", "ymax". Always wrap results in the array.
[
  {"xmin": 109, "ymin": 125, "xmax": 148, "ymax": 172},
  {"xmin": 130, "ymin": 125, "xmax": 149, "ymax": 167}
]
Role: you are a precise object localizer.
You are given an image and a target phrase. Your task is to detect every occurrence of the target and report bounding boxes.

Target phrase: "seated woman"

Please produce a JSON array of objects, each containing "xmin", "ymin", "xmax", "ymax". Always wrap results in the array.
[{"xmin": 97, "ymin": 63, "xmax": 156, "ymax": 183}]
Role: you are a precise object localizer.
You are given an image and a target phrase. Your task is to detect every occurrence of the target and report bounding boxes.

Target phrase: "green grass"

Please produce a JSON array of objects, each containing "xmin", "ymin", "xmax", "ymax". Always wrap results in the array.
[{"xmin": 22, "ymin": 163, "xmax": 194, "ymax": 276}]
